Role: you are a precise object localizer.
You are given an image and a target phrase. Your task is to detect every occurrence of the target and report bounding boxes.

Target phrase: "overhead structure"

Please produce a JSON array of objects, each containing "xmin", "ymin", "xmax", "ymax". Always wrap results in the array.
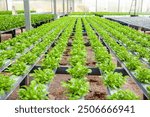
[
  {"xmin": 129, "ymin": 0, "xmax": 138, "ymax": 15},
  {"xmin": 63, "ymin": 0, "xmax": 65, "ymax": 14},
  {"xmin": 67, "ymin": 0, "xmax": 69, "ymax": 13},
  {"xmin": 51, "ymin": 0, "xmax": 53, "ymax": 13},
  {"xmin": 95, "ymin": 0, "xmax": 97, "ymax": 12},
  {"xmin": 53, "ymin": 0, "xmax": 57, "ymax": 18},
  {"xmin": 23, "ymin": 0, "xmax": 32, "ymax": 31},
  {"xmin": 73, "ymin": 0, "xmax": 75, "ymax": 12},
  {"xmin": 140, "ymin": 0, "xmax": 143, "ymax": 12},
  {"xmin": 5, "ymin": 0, "xmax": 8, "ymax": 10},
  {"xmin": 118, "ymin": 0, "xmax": 120, "ymax": 12}
]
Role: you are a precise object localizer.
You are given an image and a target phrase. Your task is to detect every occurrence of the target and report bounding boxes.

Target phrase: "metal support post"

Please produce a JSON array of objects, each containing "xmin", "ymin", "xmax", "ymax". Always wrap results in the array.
[
  {"xmin": 54, "ymin": 0, "xmax": 57, "ymax": 18},
  {"xmin": 23, "ymin": 0, "xmax": 32, "ymax": 31}
]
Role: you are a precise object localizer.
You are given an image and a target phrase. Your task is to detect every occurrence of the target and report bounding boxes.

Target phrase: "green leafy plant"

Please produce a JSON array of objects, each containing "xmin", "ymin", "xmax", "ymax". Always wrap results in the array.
[
  {"xmin": 1, "ymin": 50, "xmax": 16, "ymax": 59},
  {"xmin": 7, "ymin": 62, "xmax": 27, "ymax": 76},
  {"xmin": 147, "ymin": 86, "xmax": 150, "ymax": 98},
  {"xmin": 0, "ymin": 58, "xmax": 4, "ymax": 67},
  {"xmin": 62, "ymin": 78, "xmax": 89, "ymax": 100},
  {"xmin": 42, "ymin": 55, "xmax": 60, "ymax": 69},
  {"xmin": 13, "ymin": 43, "xmax": 26, "ymax": 53},
  {"xmin": 98, "ymin": 60, "xmax": 116, "ymax": 73},
  {"xmin": 136, "ymin": 67, "xmax": 150, "ymax": 84},
  {"xmin": 67, "ymin": 63, "xmax": 91, "ymax": 78},
  {"xmin": 19, "ymin": 80, "xmax": 48, "ymax": 100},
  {"xmin": 104, "ymin": 72, "xmax": 127, "ymax": 89},
  {"xmin": 0, "ymin": 74, "xmax": 14, "ymax": 95},
  {"xmin": 32, "ymin": 69, "xmax": 55, "ymax": 84},
  {"xmin": 19, "ymin": 52, "xmax": 37, "ymax": 65},
  {"xmin": 107, "ymin": 90, "xmax": 140, "ymax": 100},
  {"xmin": 126, "ymin": 57, "xmax": 141, "ymax": 71}
]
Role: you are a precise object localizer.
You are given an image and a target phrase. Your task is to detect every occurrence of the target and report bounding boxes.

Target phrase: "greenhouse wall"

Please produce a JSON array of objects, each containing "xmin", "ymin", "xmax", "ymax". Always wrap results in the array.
[{"xmin": 0, "ymin": 0, "xmax": 150, "ymax": 13}]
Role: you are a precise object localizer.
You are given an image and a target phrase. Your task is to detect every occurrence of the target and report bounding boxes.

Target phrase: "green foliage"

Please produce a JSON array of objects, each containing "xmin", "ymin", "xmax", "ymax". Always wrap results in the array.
[
  {"xmin": 107, "ymin": 90, "xmax": 140, "ymax": 100},
  {"xmin": 0, "ymin": 74, "xmax": 14, "ymax": 95},
  {"xmin": 62, "ymin": 78, "xmax": 89, "ymax": 100},
  {"xmin": 7, "ymin": 62, "xmax": 27, "ymax": 76},
  {"xmin": 0, "ymin": 58, "xmax": 4, "ymax": 67},
  {"xmin": 19, "ymin": 52, "xmax": 37, "ymax": 65},
  {"xmin": 19, "ymin": 80, "xmax": 48, "ymax": 100},
  {"xmin": 98, "ymin": 60, "xmax": 116, "ymax": 73},
  {"xmin": 147, "ymin": 86, "xmax": 150, "ymax": 98},
  {"xmin": 0, "ymin": 14, "xmax": 54, "ymax": 31},
  {"xmin": 12, "ymin": 43, "xmax": 26, "ymax": 53},
  {"xmin": 67, "ymin": 63, "xmax": 91, "ymax": 79},
  {"xmin": 32, "ymin": 69, "xmax": 55, "ymax": 84},
  {"xmin": 42, "ymin": 55, "xmax": 60, "ymax": 70},
  {"xmin": 136, "ymin": 67, "xmax": 150, "ymax": 84},
  {"xmin": 104, "ymin": 72, "xmax": 127, "ymax": 89},
  {"xmin": 1, "ymin": 50, "xmax": 16, "ymax": 59}
]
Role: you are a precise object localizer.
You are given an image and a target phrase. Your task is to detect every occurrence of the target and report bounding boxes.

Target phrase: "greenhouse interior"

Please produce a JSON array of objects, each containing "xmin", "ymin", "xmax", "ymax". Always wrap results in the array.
[{"xmin": 0, "ymin": 0, "xmax": 150, "ymax": 100}]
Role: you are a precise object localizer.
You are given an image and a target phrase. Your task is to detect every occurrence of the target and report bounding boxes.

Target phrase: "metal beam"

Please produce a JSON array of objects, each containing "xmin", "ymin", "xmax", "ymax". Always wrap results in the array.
[
  {"xmin": 73, "ymin": 0, "xmax": 75, "ymax": 12},
  {"xmin": 134, "ymin": 0, "xmax": 137, "ymax": 15},
  {"xmin": 67, "ymin": 0, "xmax": 69, "ymax": 13},
  {"xmin": 140, "ymin": 0, "xmax": 143, "ymax": 12},
  {"xmin": 95, "ymin": 0, "xmax": 97, "ymax": 12},
  {"xmin": 63, "ymin": 0, "xmax": 65, "ymax": 14},
  {"xmin": 70, "ymin": 0, "xmax": 71, "ymax": 12},
  {"xmin": 5, "ymin": 0, "xmax": 8, "ymax": 10},
  {"xmin": 54, "ymin": 0, "xmax": 57, "ymax": 18},
  {"xmin": 118, "ymin": 0, "xmax": 120, "ymax": 12},
  {"xmin": 51, "ymin": 0, "xmax": 53, "ymax": 13},
  {"xmin": 23, "ymin": 0, "xmax": 32, "ymax": 31}
]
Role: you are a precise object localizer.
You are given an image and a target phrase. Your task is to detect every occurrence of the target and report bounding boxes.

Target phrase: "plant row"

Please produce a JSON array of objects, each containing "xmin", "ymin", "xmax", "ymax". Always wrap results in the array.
[
  {"xmin": 86, "ymin": 17, "xmax": 150, "ymax": 98},
  {"xmin": 0, "ymin": 10, "xmax": 35, "ymax": 15},
  {"xmin": 0, "ymin": 14, "xmax": 54, "ymax": 31},
  {"xmin": 83, "ymin": 18, "xmax": 139, "ymax": 100},
  {"xmin": 62, "ymin": 18, "xmax": 91, "ymax": 100},
  {"xmin": 18, "ymin": 18, "xmax": 76, "ymax": 100},
  {"xmin": 101, "ymin": 18, "xmax": 150, "ymax": 47},
  {"xmin": 93, "ymin": 17, "xmax": 150, "ymax": 63},
  {"xmin": 0, "ymin": 17, "xmax": 68, "ymax": 70},
  {"xmin": 0, "ymin": 17, "xmax": 72, "ymax": 98}
]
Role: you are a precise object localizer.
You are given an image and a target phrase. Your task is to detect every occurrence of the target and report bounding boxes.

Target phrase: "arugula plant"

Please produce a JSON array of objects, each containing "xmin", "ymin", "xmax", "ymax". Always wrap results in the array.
[
  {"xmin": 32, "ymin": 69, "xmax": 55, "ymax": 84},
  {"xmin": 67, "ymin": 63, "xmax": 91, "ymax": 79},
  {"xmin": 0, "ymin": 74, "xmax": 14, "ymax": 95},
  {"xmin": 107, "ymin": 90, "xmax": 140, "ymax": 100},
  {"xmin": 62, "ymin": 78, "xmax": 89, "ymax": 100},
  {"xmin": 104, "ymin": 72, "xmax": 127, "ymax": 89},
  {"xmin": 135, "ymin": 67, "xmax": 150, "ymax": 84},
  {"xmin": 7, "ymin": 61, "xmax": 27, "ymax": 76},
  {"xmin": 19, "ymin": 80, "xmax": 48, "ymax": 100}
]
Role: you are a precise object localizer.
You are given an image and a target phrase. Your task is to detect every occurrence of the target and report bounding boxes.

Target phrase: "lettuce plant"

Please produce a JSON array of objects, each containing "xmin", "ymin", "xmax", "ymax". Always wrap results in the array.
[
  {"xmin": 19, "ymin": 52, "xmax": 37, "ymax": 65},
  {"xmin": 67, "ymin": 63, "xmax": 91, "ymax": 79},
  {"xmin": 136, "ymin": 67, "xmax": 150, "ymax": 84},
  {"xmin": 104, "ymin": 72, "xmax": 127, "ymax": 89},
  {"xmin": 62, "ymin": 78, "xmax": 89, "ymax": 100},
  {"xmin": 0, "ymin": 74, "xmax": 14, "ymax": 95},
  {"xmin": 19, "ymin": 80, "xmax": 48, "ymax": 100},
  {"xmin": 32, "ymin": 69, "xmax": 55, "ymax": 84},
  {"xmin": 107, "ymin": 90, "xmax": 140, "ymax": 100},
  {"xmin": 7, "ymin": 61, "xmax": 27, "ymax": 76}
]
